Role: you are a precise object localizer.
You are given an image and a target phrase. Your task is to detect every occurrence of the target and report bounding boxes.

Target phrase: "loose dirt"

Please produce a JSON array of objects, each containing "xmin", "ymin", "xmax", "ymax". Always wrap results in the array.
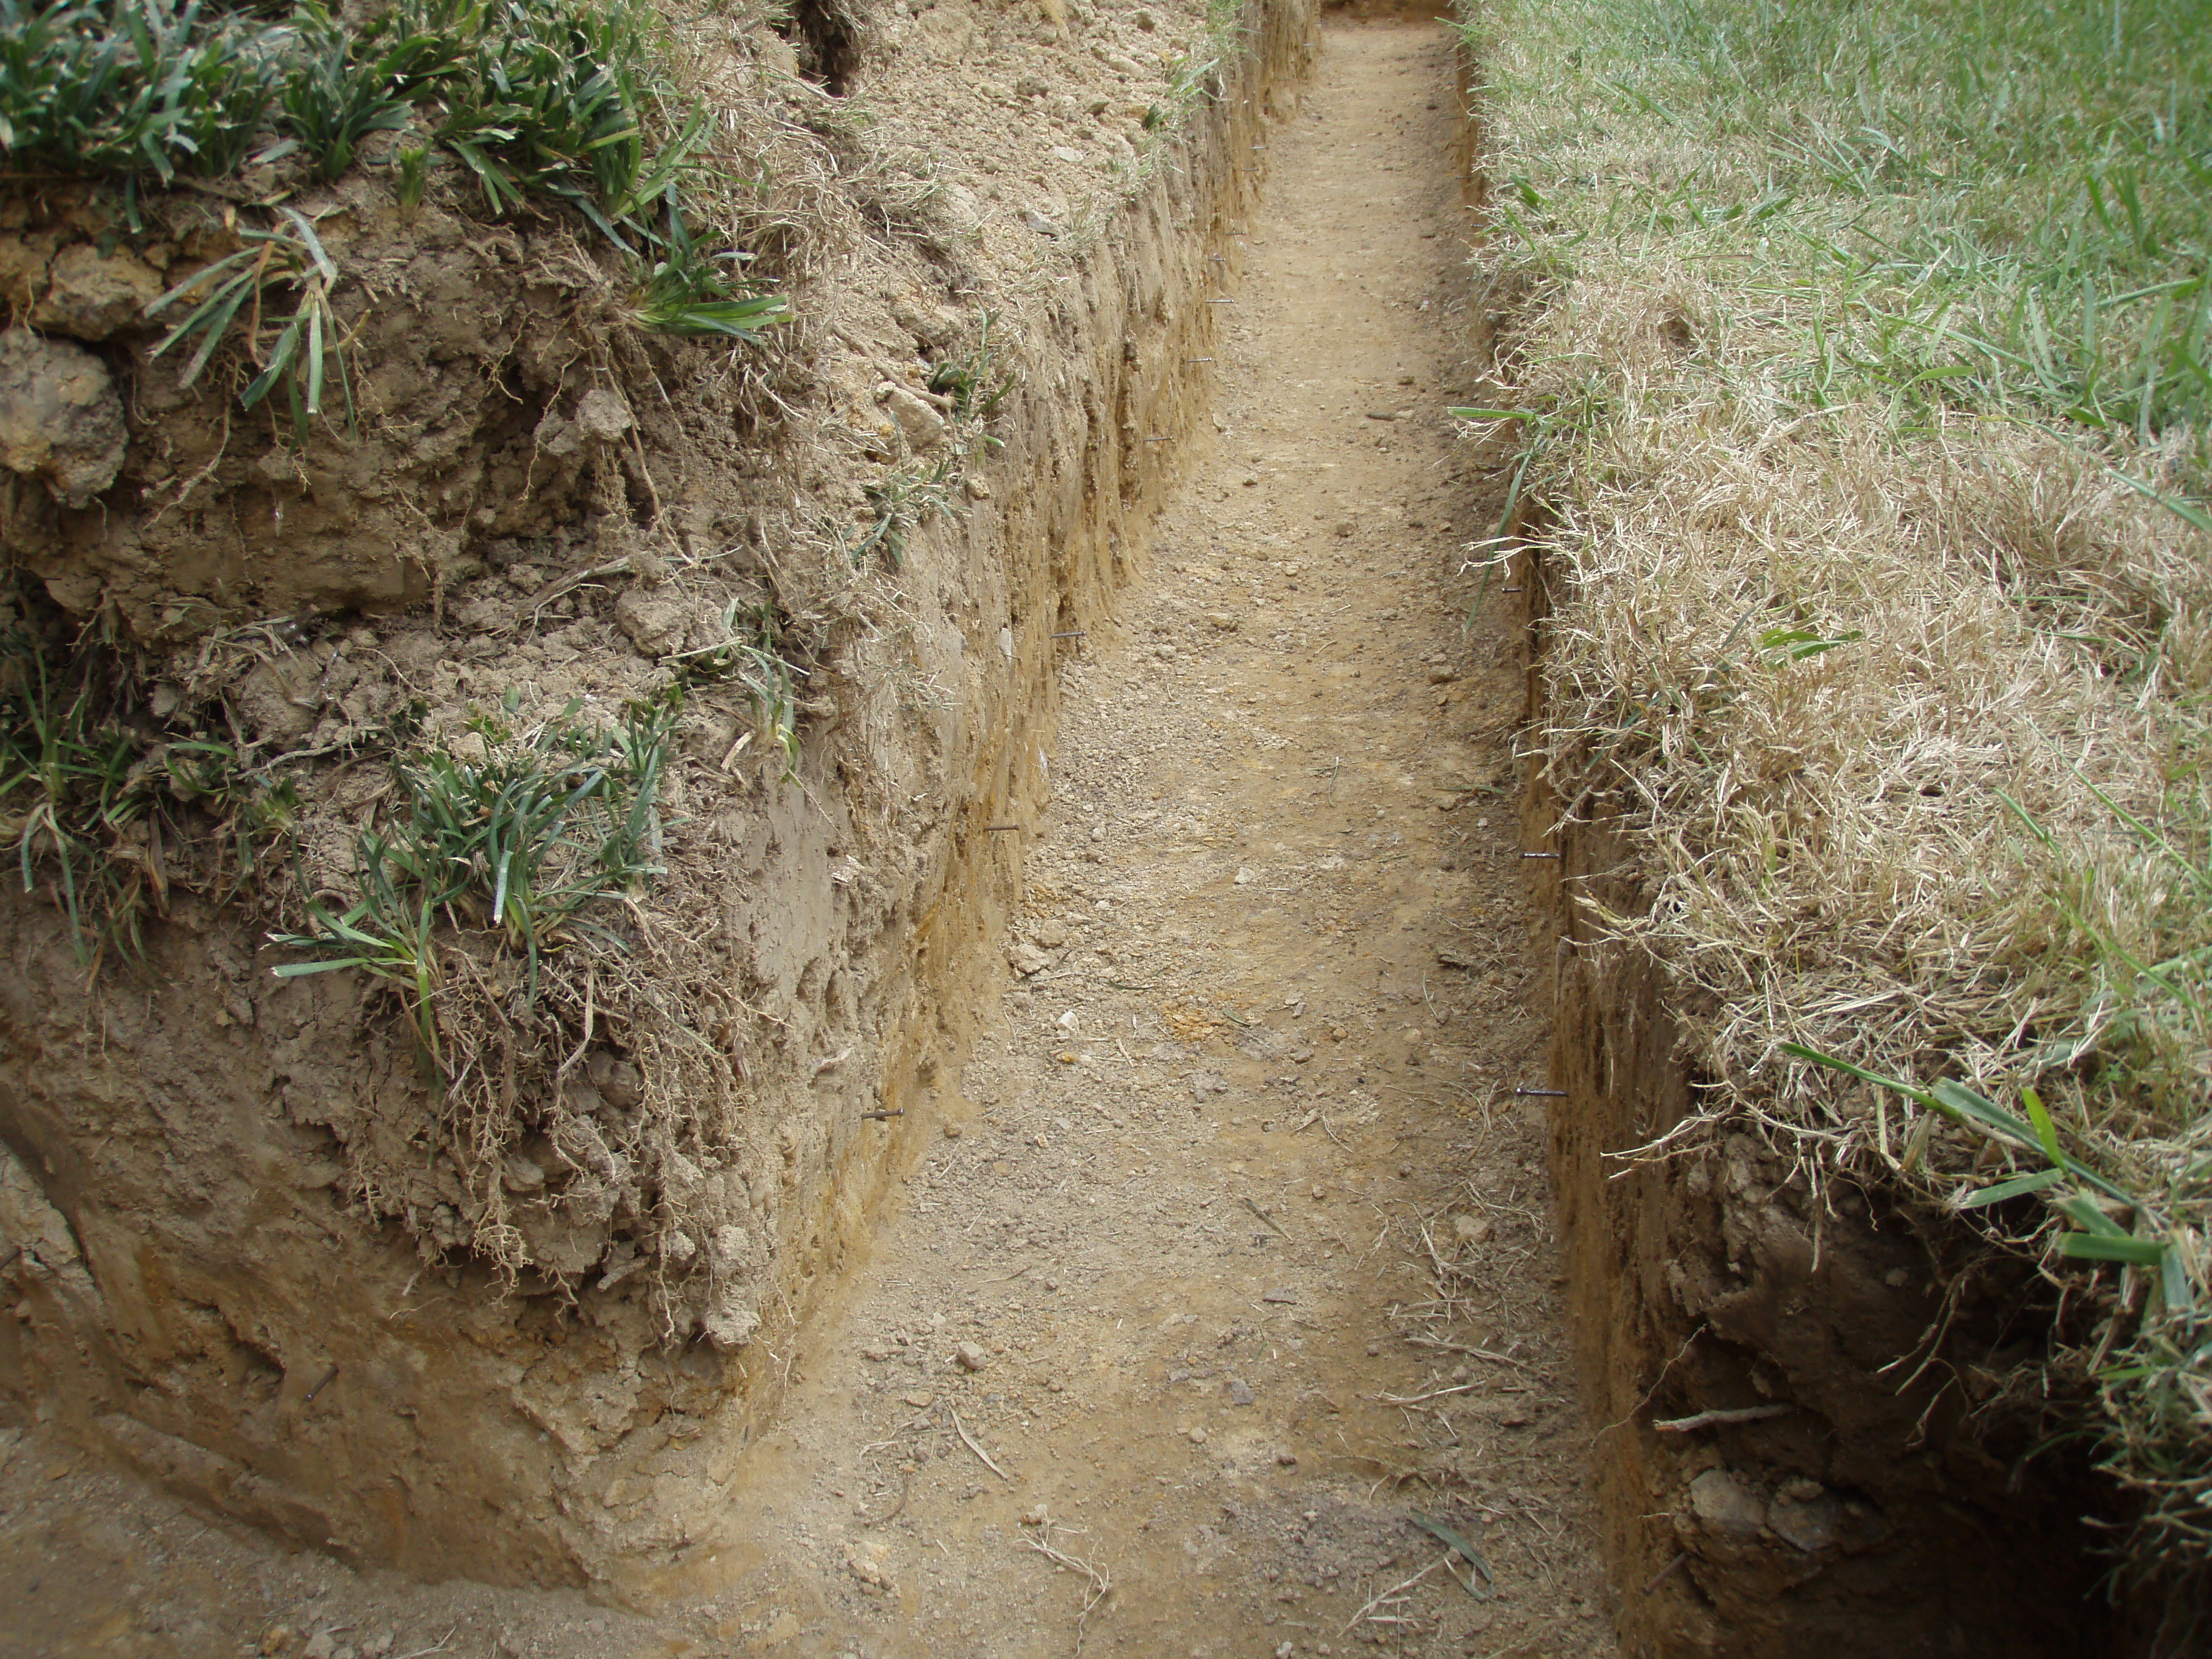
[{"xmin": 0, "ymin": 20, "xmax": 1619, "ymax": 1658}]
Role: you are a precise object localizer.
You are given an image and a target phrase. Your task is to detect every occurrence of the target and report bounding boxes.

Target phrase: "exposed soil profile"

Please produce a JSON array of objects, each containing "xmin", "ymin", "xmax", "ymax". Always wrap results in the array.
[
  {"xmin": 0, "ymin": 4, "xmax": 2166, "ymax": 1658},
  {"xmin": 1, "ymin": 10, "xmax": 1629, "ymax": 1655},
  {"xmin": 2, "ymin": 0, "xmax": 1321, "ymax": 1606},
  {"xmin": 1529, "ymin": 786, "xmax": 2126, "ymax": 1656}
]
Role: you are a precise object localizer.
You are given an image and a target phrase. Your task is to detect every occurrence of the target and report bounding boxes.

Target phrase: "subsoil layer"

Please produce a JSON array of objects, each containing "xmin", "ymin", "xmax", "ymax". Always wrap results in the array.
[{"xmin": 1, "ymin": 19, "xmax": 1622, "ymax": 1659}]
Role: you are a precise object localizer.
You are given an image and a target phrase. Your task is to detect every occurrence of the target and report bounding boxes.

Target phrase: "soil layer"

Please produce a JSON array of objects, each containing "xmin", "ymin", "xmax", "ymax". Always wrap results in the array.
[{"xmin": 1529, "ymin": 785, "xmax": 2118, "ymax": 1657}]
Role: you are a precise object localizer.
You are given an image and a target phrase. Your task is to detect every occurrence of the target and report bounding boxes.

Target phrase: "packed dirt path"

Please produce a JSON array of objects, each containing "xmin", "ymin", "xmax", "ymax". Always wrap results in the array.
[
  {"xmin": 692, "ymin": 20, "xmax": 1621, "ymax": 1659},
  {"xmin": 0, "ymin": 19, "xmax": 1619, "ymax": 1659}
]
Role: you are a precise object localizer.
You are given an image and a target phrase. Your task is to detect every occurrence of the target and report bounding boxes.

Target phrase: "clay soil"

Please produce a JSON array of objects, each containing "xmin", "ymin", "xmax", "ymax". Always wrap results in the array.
[{"xmin": 0, "ymin": 21, "xmax": 1620, "ymax": 1659}]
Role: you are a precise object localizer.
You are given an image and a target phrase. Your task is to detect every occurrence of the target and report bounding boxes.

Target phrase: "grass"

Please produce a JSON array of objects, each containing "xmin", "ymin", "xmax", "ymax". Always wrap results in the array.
[
  {"xmin": 623, "ymin": 197, "xmax": 790, "ymax": 339},
  {"xmin": 927, "ymin": 308, "xmax": 1017, "ymax": 424},
  {"xmin": 1, "ymin": 0, "xmax": 787, "ymax": 431},
  {"xmin": 0, "ymin": 0, "xmax": 287, "ymax": 186},
  {"xmin": 1472, "ymin": 0, "xmax": 2211, "ymax": 481},
  {"xmin": 0, "ymin": 615, "xmax": 286, "ymax": 967},
  {"xmin": 665, "ymin": 600, "xmax": 805, "ymax": 773},
  {"xmin": 279, "ymin": 1, "xmax": 467, "ymax": 182},
  {"xmin": 271, "ymin": 696, "xmax": 673, "ymax": 1071},
  {"xmin": 145, "ymin": 205, "xmax": 354, "ymax": 442},
  {"xmin": 1461, "ymin": 0, "xmax": 2212, "ymax": 1586},
  {"xmin": 845, "ymin": 454, "xmax": 954, "ymax": 568},
  {"xmin": 1154, "ymin": 0, "xmax": 1246, "ymax": 126}
]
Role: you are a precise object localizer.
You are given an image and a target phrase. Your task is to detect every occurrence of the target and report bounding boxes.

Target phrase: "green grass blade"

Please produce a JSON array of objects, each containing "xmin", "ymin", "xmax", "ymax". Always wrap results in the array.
[
  {"xmin": 171, "ymin": 278, "xmax": 255, "ymax": 387},
  {"xmin": 2060, "ymin": 1234, "xmax": 2168, "ymax": 1267},
  {"xmin": 276, "ymin": 205, "xmax": 339, "ymax": 285},
  {"xmin": 241, "ymin": 317, "xmax": 302, "ymax": 409},
  {"xmin": 2021, "ymin": 1086, "xmax": 2064, "ymax": 1165},
  {"xmin": 305, "ymin": 302, "xmax": 325, "ymax": 417},
  {"xmin": 271, "ymin": 957, "xmax": 382, "ymax": 976},
  {"xmin": 1781, "ymin": 1041, "xmax": 1940, "ymax": 1110},
  {"xmin": 1960, "ymin": 1167, "xmax": 2067, "ymax": 1207}
]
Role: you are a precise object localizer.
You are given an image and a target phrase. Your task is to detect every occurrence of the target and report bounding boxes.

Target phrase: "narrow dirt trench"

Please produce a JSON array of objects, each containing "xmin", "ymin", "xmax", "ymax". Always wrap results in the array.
[{"xmin": 693, "ymin": 20, "xmax": 1618, "ymax": 1657}]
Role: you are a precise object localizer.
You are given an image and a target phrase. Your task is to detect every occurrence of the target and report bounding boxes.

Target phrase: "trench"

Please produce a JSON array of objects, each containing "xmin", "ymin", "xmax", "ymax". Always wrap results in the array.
[
  {"xmin": 0, "ymin": 10, "xmax": 2126, "ymax": 1658},
  {"xmin": 676, "ymin": 15, "xmax": 1621, "ymax": 1653},
  {"xmin": 741, "ymin": 14, "xmax": 2125, "ymax": 1656}
]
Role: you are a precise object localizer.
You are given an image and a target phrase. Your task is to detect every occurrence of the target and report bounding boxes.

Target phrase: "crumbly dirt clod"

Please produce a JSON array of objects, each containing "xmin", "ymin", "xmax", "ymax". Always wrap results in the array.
[{"xmin": 0, "ymin": 327, "xmax": 126, "ymax": 508}]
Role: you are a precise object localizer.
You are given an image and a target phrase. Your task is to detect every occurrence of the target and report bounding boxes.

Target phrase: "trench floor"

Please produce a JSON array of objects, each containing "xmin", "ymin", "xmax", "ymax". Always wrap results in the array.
[
  {"xmin": 690, "ymin": 20, "xmax": 1619, "ymax": 1658},
  {"xmin": 0, "ymin": 20, "xmax": 1619, "ymax": 1659}
]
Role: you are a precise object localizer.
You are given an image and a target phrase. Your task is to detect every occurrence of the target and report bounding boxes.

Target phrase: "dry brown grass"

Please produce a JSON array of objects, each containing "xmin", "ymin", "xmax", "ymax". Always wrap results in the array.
[{"xmin": 1462, "ymin": 0, "xmax": 2212, "ymax": 1583}]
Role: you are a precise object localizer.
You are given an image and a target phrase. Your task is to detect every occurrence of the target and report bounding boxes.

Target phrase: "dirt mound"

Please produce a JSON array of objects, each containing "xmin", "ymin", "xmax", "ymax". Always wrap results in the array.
[{"xmin": 1, "ymin": 0, "xmax": 1317, "ymax": 1591}]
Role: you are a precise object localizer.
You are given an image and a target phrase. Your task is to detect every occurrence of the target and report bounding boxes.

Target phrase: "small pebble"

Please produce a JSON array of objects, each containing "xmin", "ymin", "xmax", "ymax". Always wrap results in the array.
[
  {"xmin": 1366, "ymin": 1341, "xmax": 1382, "ymax": 1357},
  {"xmin": 1277, "ymin": 1449, "xmax": 1298, "ymax": 1466},
  {"xmin": 1454, "ymin": 1214, "xmax": 1494, "ymax": 1245},
  {"xmin": 943, "ymin": 1123, "xmax": 963, "ymax": 1140},
  {"xmin": 956, "ymin": 1341, "xmax": 989, "ymax": 1372},
  {"xmin": 1187, "ymin": 1425, "xmax": 1208, "ymax": 1445}
]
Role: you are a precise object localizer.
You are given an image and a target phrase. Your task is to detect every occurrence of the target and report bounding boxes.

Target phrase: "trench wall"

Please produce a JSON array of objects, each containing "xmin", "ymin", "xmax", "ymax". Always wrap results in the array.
[
  {"xmin": 1432, "ymin": 17, "xmax": 2133, "ymax": 1651},
  {"xmin": 0, "ymin": 0, "xmax": 1317, "ymax": 1595},
  {"xmin": 1513, "ymin": 507, "xmax": 2121, "ymax": 1659}
]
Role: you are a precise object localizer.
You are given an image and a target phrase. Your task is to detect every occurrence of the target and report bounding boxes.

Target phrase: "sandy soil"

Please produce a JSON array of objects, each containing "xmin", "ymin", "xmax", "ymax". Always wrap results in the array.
[{"xmin": 0, "ymin": 22, "xmax": 1618, "ymax": 1659}]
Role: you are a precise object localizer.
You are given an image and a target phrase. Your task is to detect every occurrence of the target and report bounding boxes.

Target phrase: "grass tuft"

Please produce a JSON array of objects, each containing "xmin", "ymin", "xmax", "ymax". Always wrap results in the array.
[
  {"xmin": 1, "ymin": 0, "xmax": 788, "ymax": 431},
  {"xmin": 145, "ymin": 204, "xmax": 354, "ymax": 441},
  {"xmin": 0, "ymin": 611, "xmax": 290, "ymax": 967},
  {"xmin": 665, "ymin": 601, "xmax": 805, "ymax": 773},
  {"xmin": 270, "ymin": 698, "xmax": 673, "ymax": 1068},
  {"xmin": 0, "ymin": 0, "xmax": 288, "ymax": 186}
]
